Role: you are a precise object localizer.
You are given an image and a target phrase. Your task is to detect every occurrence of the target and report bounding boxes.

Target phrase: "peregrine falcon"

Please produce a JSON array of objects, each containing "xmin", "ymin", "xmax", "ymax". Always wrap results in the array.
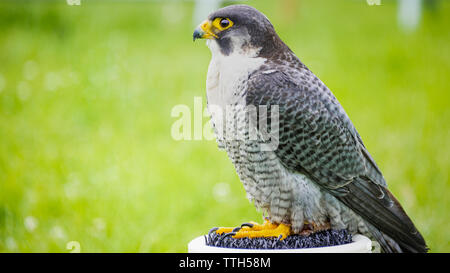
[{"xmin": 193, "ymin": 5, "xmax": 427, "ymax": 253}]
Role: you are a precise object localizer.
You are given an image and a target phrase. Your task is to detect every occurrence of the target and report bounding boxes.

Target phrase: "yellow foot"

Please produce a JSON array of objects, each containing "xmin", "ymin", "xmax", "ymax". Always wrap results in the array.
[
  {"xmin": 233, "ymin": 223, "xmax": 292, "ymax": 240},
  {"xmin": 213, "ymin": 221, "xmax": 253, "ymax": 235},
  {"xmin": 212, "ymin": 220, "xmax": 292, "ymax": 240}
]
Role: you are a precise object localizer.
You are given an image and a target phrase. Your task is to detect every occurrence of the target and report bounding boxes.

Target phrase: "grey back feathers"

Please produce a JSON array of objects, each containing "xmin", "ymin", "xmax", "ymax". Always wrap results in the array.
[{"xmin": 245, "ymin": 58, "xmax": 427, "ymax": 253}]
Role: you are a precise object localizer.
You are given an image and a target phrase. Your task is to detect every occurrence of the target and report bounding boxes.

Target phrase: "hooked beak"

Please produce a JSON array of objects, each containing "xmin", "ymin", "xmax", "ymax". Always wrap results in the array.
[{"xmin": 193, "ymin": 20, "xmax": 218, "ymax": 41}]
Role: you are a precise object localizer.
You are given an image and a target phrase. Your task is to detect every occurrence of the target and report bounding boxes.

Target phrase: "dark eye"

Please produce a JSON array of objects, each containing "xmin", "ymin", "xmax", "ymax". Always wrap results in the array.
[{"xmin": 220, "ymin": 18, "xmax": 230, "ymax": 28}]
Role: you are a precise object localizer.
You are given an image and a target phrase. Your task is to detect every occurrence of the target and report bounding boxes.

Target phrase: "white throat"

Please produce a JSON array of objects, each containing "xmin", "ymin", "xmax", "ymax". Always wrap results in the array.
[{"xmin": 205, "ymin": 38, "xmax": 266, "ymax": 108}]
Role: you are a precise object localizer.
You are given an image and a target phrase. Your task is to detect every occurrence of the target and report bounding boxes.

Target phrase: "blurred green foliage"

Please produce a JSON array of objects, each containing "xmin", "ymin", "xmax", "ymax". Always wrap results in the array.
[{"xmin": 0, "ymin": 0, "xmax": 449, "ymax": 252}]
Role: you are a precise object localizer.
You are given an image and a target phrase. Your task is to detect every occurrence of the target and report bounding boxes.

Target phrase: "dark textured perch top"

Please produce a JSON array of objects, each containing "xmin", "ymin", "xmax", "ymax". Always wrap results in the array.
[{"xmin": 205, "ymin": 229, "xmax": 352, "ymax": 249}]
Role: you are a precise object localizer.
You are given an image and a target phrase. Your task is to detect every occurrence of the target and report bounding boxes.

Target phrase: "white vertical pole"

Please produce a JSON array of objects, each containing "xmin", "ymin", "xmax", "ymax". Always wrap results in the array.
[
  {"xmin": 398, "ymin": 0, "xmax": 422, "ymax": 32},
  {"xmin": 193, "ymin": 0, "xmax": 222, "ymax": 26}
]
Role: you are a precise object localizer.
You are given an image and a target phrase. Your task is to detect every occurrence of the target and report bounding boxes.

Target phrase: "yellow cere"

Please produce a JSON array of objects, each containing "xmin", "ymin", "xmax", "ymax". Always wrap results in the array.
[{"xmin": 199, "ymin": 20, "xmax": 218, "ymax": 39}]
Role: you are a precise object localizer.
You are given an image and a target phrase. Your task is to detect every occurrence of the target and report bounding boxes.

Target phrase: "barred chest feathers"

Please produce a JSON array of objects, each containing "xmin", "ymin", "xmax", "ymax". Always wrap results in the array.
[{"xmin": 204, "ymin": 39, "xmax": 335, "ymax": 233}]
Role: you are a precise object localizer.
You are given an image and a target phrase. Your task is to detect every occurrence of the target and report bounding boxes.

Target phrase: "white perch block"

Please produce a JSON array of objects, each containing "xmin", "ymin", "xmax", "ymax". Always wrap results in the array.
[{"xmin": 188, "ymin": 234, "xmax": 372, "ymax": 253}]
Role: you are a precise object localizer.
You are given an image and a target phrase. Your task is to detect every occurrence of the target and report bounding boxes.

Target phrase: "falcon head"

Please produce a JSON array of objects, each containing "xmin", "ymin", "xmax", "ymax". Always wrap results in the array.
[{"xmin": 193, "ymin": 5, "xmax": 288, "ymax": 57}]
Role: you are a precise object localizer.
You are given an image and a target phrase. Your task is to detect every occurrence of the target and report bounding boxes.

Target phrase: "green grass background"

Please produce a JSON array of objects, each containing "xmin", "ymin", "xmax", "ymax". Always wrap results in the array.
[{"xmin": 0, "ymin": 0, "xmax": 448, "ymax": 252}]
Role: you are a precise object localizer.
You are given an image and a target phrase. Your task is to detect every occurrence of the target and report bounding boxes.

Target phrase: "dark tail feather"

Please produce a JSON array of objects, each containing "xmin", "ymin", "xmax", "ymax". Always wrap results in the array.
[
  {"xmin": 381, "ymin": 190, "xmax": 428, "ymax": 253},
  {"xmin": 366, "ymin": 224, "xmax": 402, "ymax": 253},
  {"xmin": 338, "ymin": 177, "xmax": 428, "ymax": 253}
]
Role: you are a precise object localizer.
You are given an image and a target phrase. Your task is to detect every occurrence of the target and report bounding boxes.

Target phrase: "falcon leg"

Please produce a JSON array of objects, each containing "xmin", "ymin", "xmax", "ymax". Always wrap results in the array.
[{"xmin": 299, "ymin": 221, "xmax": 331, "ymax": 236}]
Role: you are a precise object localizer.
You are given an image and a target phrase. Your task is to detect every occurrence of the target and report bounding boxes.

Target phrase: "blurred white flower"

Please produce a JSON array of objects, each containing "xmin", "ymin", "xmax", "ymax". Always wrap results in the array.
[
  {"xmin": 24, "ymin": 216, "xmax": 38, "ymax": 232},
  {"xmin": 17, "ymin": 81, "xmax": 31, "ymax": 101},
  {"xmin": 93, "ymin": 218, "xmax": 106, "ymax": 232},
  {"xmin": 44, "ymin": 71, "xmax": 63, "ymax": 91},
  {"xmin": 64, "ymin": 172, "xmax": 81, "ymax": 199},
  {"xmin": 98, "ymin": 123, "xmax": 112, "ymax": 140},
  {"xmin": 6, "ymin": 237, "xmax": 18, "ymax": 251},
  {"xmin": 212, "ymin": 182, "xmax": 230, "ymax": 202},
  {"xmin": 107, "ymin": 64, "xmax": 120, "ymax": 82},
  {"xmin": 105, "ymin": 165, "xmax": 119, "ymax": 183},
  {"xmin": 88, "ymin": 72, "xmax": 102, "ymax": 88},
  {"xmin": 50, "ymin": 225, "xmax": 67, "ymax": 240},
  {"xmin": 23, "ymin": 60, "xmax": 38, "ymax": 81}
]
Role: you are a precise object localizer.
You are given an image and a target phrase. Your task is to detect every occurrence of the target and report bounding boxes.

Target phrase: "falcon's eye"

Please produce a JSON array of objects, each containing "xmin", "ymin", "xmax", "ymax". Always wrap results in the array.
[
  {"xmin": 212, "ymin": 17, "xmax": 234, "ymax": 31},
  {"xmin": 220, "ymin": 19, "xmax": 230, "ymax": 28}
]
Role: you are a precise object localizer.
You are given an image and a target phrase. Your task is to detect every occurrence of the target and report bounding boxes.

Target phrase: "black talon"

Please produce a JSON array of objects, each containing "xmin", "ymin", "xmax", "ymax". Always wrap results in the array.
[
  {"xmin": 223, "ymin": 232, "xmax": 236, "ymax": 238},
  {"xmin": 217, "ymin": 232, "xmax": 236, "ymax": 244},
  {"xmin": 208, "ymin": 227, "xmax": 219, "ymax": 235},
  {"xmin": 278, "ymin": 234, "xmax": 283, "ymax": 241},
  {"xmin": 241, "ymin": 222, "xmax": 254, "ymax": 228},
  {"xmin": 232, "ymin": 227, "xmax": 241, "ymax": 232}
]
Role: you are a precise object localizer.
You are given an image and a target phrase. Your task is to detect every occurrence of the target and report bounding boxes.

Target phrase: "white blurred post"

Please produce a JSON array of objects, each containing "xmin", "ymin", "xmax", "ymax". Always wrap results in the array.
[
  {"xmin": 398, "ymin": 0, "xmax": 422, "ymax": 32},
  {"xmin": 193, "ymin": 0, "xmax": 222, "ymax": 26}
]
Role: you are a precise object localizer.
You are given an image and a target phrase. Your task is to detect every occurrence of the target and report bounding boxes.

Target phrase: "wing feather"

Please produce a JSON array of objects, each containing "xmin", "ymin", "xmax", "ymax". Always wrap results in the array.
[{"xmin": 245, "ymin": 69, "xmax": 427, "ymax": 252}]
